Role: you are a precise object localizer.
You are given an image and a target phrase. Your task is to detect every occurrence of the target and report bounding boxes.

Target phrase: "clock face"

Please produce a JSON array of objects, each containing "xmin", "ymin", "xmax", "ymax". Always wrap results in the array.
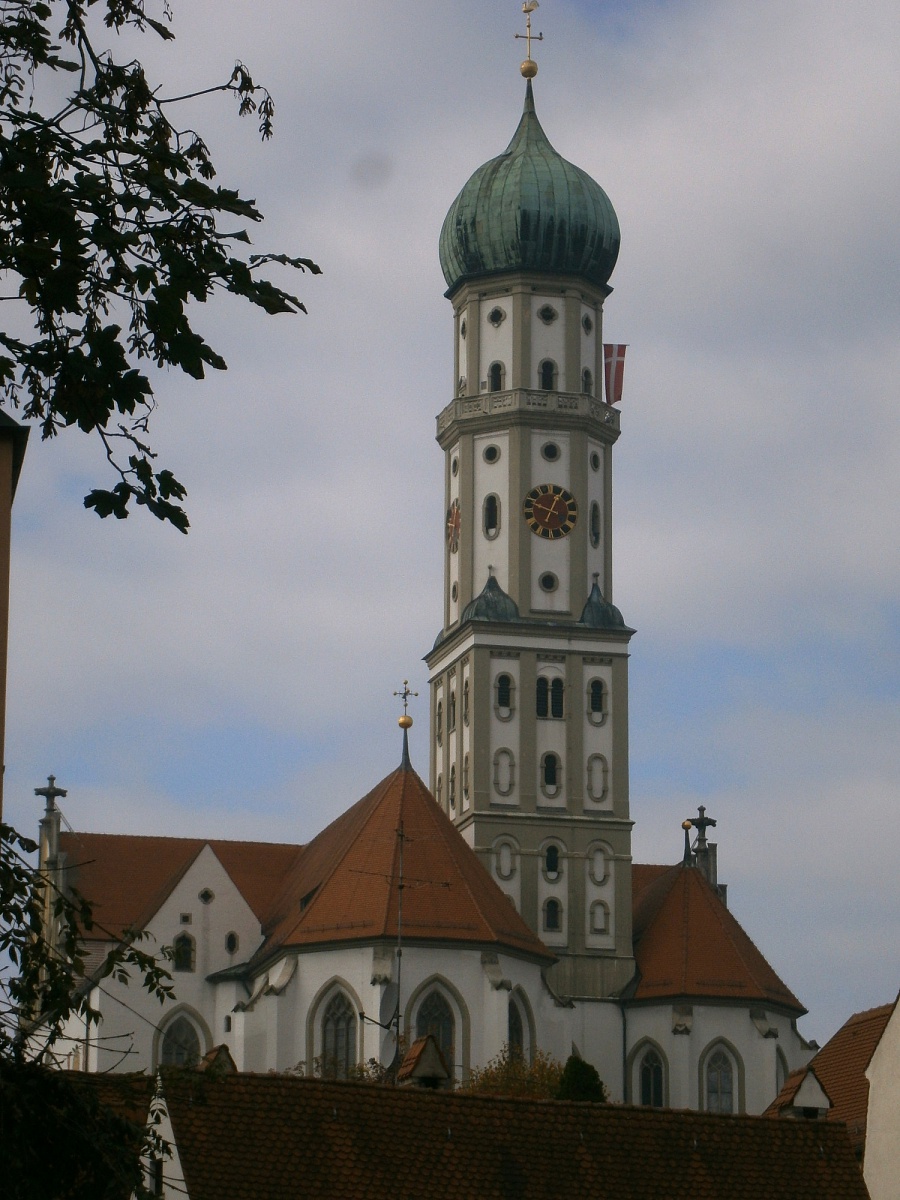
[
  {"xmin": 446, "ymin": 499, "xmax": 461, "ymax": 553},
  {"xmin": 524, "ymin": 484, "xmax": 578, "ymax": 539}
]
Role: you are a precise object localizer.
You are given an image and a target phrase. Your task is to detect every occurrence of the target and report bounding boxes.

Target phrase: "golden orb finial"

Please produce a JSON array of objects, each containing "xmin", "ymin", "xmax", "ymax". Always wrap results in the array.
[
  {"xmin": 398, "ymin": 714, "xmax": 413, "ymax": 730},
  {"xmin": 682, "ymin": 819, "xmax": 693, "ymax": 830},
  {"xmin": 516, "ymin": 3, "xmax": 542, "ymax": 79}
]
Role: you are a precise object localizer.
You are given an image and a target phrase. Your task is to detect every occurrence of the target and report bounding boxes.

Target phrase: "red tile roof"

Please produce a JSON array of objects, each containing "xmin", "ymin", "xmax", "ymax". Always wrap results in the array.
[
  {"xmin": 58, "ymin": 831, "xmax": 304, "ymax": 940},
  {"xmin": 156, "ymin": 1071, "xmax": 868, "ymax": 1200},
  {"xmin": 630, "ymin": 863, "xmax": 805, "ymax": 1013},
  {"xmin": 766, "ymin": 1003, "xmax": 893, "ymax": 1154},
  {"xmin": 257, "ymin": 766, "xmax": 552, "ymax": 962}
]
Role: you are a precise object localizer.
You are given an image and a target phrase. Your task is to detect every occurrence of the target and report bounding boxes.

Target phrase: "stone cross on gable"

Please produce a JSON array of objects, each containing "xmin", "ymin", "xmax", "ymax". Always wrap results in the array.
[
  {"xmin": 35, "ymin": 774, "xmax": 67, "ymax": 813},
  {"xmin": 691, "ymin": 805, "xmax": 717, "ymax": 850}
]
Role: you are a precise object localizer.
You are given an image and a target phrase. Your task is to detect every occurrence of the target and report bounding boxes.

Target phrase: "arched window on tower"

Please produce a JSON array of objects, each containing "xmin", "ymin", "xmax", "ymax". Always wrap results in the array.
[
  {"xmin": 582, "ymin": 367, "xmax": 593, "ymax": 396},
  {"xmin": 322, "ymin": 992, "xmax": 357, "ymax": 1080},
  {"xmin": 496, "ymin": 673, "xmax": 513, "ymax": 715},
  {"xmin": 543, "ymin": 898, "xmax": 562, "ymax": 932},
  {"xmin": 541, "ymin": 752, "xmax": 561, "ymax": 796},
  {"xmin": 539, "ymin": 359, "xmax": 557, "ymax": 391},
  {"xmin": 536, "ymin": 677, "xmax": 549, "ymax": 718},
  {"xmin": 550, "ymin": 678, "xmax": 564, "ymax": 719},
  {"xmin": 483, "ymin": 494, "xmax": 500, "ymax": 539},
  {"xmin": 640, "ymin": 1049, "xmax": 665, "ymax": 1107},
  {"xmin": 488, "ymin": 362, "xmax": 505, "ymax": 392},
  {"xmin": 417, "ymin": 991, "xmax": 455, "ymax": 1069},
  {"xmin": 160, "ymin": 1015, "xmax": 201, "ymax": 1067},
  {"xmin": 172, "ymin": 933, "xmax": 195, "ymax": 973},
  {"xmin": 706, "ymin": 1048, "xmax": 735, "ymax": 1113},
  {"xmin": 590, "ymin": 502, "xmax": 601, "ymax": 548},
  {"xmin": 545, "ymin": 845, "xmax": 560, "ymax": 877},
  {"xmin": 587, "ymin": 678, "xmax": 606, "ymax": 725}
]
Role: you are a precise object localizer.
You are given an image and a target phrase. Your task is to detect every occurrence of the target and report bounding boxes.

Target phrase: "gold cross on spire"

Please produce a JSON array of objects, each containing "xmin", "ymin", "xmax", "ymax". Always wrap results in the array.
[
  {"xmin": 516, "ymin": 2, "xmax": 543, "ymax": 77},
  {"xmin": 393, "ymin": 679, "xmax": 418, "ymax": 723}
]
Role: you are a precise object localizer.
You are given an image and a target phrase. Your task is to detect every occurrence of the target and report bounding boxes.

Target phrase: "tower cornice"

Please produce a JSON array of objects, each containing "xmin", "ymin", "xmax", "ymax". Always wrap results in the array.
[{"xmin": 436, "ymin": 389, "xmax": 620, "ymax": 449}]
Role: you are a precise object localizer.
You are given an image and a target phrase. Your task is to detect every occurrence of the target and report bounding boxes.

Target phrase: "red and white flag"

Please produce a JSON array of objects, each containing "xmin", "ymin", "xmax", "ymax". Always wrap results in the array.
[{"xmin": 603, "ymin": 344, "xmax": 627, "ymax": 405}]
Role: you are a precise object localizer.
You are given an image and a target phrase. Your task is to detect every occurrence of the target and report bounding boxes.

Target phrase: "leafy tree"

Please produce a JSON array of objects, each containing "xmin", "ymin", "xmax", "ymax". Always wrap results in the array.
[
  {"xmin": 0, "ymin": 819, "xmax": 174, "ymax": 1197},
  {"xmin": 463, "ymin": 1043, "xmax": 564, "ymax": 1099},
  {"xmin": 555, "ymin": 1053, "xmax": 607, "ymax": 1103},
  {"xmin": 0, "ymin": 0, "xmax": 320, "ymax": 531}
]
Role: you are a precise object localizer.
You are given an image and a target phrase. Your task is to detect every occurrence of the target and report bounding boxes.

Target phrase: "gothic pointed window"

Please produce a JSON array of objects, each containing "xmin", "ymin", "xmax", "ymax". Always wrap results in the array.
[
  {"xmin": 160, "ymin": 1015, "xmax": 201, "ymax": 1067},
  {"xmin": 488, "ymin": 361, "xmax": 505, "ymax": 392},
  {"xmin": 322, "ymin": 992, "xmax": 357, "ymax": 1080},
  {"xmin": 417, "ymin": 991, "xmax": 454, "ymax": 1069},
  {"xmin": 539, "ymin": 359, "xmax": 557, "ymax": 391},
  {"xmin": 172, "ymin": 933, "xmax": 195, "ymax": 973},
  {"xmin": 536, "ymin": 676, "xmax": 549, "ymax": 718},
  {"xmin": 706, "ymin": 1048, "xmax": 735, "ymax": 1113},
  {"xmin": 508, "ymin": 1000, "xmax": 524, "ymax": 1056},
  {"xmin": 640, "ymin": 1049, "xmax": 665, "ymax": 1107}
]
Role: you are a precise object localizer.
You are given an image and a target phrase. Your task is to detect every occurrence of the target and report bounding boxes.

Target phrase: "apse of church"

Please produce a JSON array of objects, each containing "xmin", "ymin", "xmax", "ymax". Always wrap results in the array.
[{"xmin": 426, "ymin": 76, "xmax": 635, "ymax": 1000}]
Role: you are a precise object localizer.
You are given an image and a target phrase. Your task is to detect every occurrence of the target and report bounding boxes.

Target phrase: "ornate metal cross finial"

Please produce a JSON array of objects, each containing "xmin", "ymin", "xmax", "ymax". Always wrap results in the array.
[
  {"xmin": 393, "ymin": 680, "xmax": 418, "ymax": 719},
  {"xmin": 516, "ymin": 2, "xmax": 543, "ymax": 75},
  {"xmin": 35, "ymin": 774, "xmax": 67, "ymax": 814}
]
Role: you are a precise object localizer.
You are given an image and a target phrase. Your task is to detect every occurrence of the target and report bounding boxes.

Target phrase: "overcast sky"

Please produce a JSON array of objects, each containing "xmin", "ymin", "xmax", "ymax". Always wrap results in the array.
[{"xmin": 4, "ymin": 1, "xmax": 898, "ymax": 1047}]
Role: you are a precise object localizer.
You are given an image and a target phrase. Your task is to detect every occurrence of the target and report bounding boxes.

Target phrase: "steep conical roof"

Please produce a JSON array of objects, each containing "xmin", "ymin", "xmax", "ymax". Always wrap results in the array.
[
  {"xmin": 256, "ymin": 764, "xmax": 552, "ymax": 964},
  {"xmin": 630, "ymin": 864, "xmax": 805, "ymax": 1013},
  {"xmin": 439, "ymin": 81, "xmax": 620, "ymax": 294}
]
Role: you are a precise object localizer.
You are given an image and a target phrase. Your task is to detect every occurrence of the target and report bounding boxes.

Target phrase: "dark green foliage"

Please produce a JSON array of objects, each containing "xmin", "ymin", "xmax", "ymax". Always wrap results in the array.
[
  {"xmin": 0, "ymin": 1, "xmax": 320, "ymax": 530},
  {"xmin": 555, "ymin": 1054, "xmax": 607, "ymax": 1103},
  {"xmin": 0, "ymin": 1059, "xmax": 157, "ymax": 1200},
  {"xmin": 0, "ymin": 821, "xmax": 173, "ymax": 1064},
  {"xmin": 0, "ymin": 820, "xmax": 174, "ymax": 1196}
]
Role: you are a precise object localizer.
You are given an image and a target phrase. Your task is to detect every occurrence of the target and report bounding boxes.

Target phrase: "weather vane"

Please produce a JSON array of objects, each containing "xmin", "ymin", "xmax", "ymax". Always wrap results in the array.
[{"xmin": 516, "ymin": 2, "xmax": 543, "ymax": 78}]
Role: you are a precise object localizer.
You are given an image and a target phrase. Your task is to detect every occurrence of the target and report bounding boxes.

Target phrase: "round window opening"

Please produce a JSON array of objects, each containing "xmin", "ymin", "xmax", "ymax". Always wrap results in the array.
[
  {"xmin": 541, "ymin": 442, "xmax": 560, "ymax": 462},
  {"xmin": 488, "ymin": 306, "xmax": 506, "ymax": 328},
  {"xmin": 225, "ymin": 931, "xmax": 239, "ymax": 954},
  {"xmin": 451, "ymin": 457, "xmax": 459, "ymax": 477},
  {"xmin": 483, "ymin": 444, "xmax": 500, "ymax": 464},
  {"xmin": 590, "ymin": 451, "xmax": 601, "ymax": 471},
  {"xmin": 460, "ymin": 317, "xmax": 467, "ymax": 339},
  {"xmin": 451, "ymin": 582, "xmax": 458, "ymax": 602},
  {"xmin": 539, "ymin": 572, "xmax": 559, "ymax": 593},
  {"xmin": 537, "ymin": 304, "xmax": 558, "ymax": 324},
  {"xmin": 582, "ymin": 314, "xmax": 594, "ymax": 334},
  {"xmin": 198, "ymin": 888, "xmax": 214, "ymax": 905}
]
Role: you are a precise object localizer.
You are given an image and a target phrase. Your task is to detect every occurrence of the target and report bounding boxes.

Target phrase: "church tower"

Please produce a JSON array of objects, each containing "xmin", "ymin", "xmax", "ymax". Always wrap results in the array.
[{"xmin": 425, "ymin": 68, "xmax": 636, "ymax": 1000}]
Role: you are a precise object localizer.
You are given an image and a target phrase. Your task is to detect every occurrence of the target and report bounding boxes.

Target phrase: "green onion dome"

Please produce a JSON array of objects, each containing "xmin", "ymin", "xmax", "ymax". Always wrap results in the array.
[{"xmin": 439, "ymin": 81, "xmax": 620, "ymax": 294}]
